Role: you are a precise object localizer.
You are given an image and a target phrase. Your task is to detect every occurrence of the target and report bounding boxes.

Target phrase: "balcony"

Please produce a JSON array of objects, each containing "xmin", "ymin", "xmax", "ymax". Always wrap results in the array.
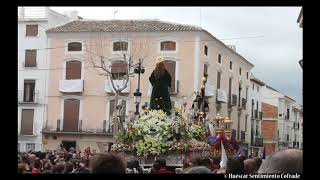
[
  {"xmin": 253, "ymin": 109, "xmax": 258, "ymax": 119},
  {"xmin": 259, "ymin": 112, "xmax": 262, "ymax": 120},
  {"xmin": 240, "ymin": 131, "xmax": 246, "ymax": 142},
  {"xmin": 293, "ymin": 122, "xmax": 300, "ymax": 130},
  {"xmin": 254, "ymin": 137, "xmax": 264, "ymax": 147},
  {"xmin": 205, "ymin": 84, "xmax": 214, "ymax": 97},
  {"xmin": 42, "ymin": 119, "xmax": 113, "ymax": 135},
  {"xmin": 105, "ymin": 79, "xmax": 130, "ymax": 94},
  {"xmin": 229, "ymin": 94, "xmax": 237, "ymax": 107},
  {"xmin": 18, "ymin": 90, "xmax": 39, "ymax": 104},
  {"xmin": 59, "ymin": 80, "xmax": 84, "ymax": 93},
  {"xmin": 216, "ymin": 89, "xmax": 227, "ymax": 103},
  {"xmin": 285, "ymin": 114, "xmax": 290, "ymax": 120},
  {"xmin": 241, "ymin": 98, "xmax": 247, "ymax": 109}
]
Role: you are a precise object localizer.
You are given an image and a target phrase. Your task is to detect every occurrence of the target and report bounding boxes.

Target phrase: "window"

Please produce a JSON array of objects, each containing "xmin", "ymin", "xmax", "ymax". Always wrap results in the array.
[
  {"xmin": 26, "ymin": 143, "xmax": 35, "ymax": 152},
  {"xmin": 26, "ymin": 24, "xmax": 38, "ymax": 36},
  {"xmin": 228, "ymin": 77, "xmax": 232, "ymax": 99},
  {"xmin": 232, "ymin": 129, "xmax": 236, "ymax": 139},
  {"xmin": 253, "ymin": 84, "xmax": 255, "ymax": 90},
  {"xmin": 160, "ymin": 41, "xmax": 176, "ymax": 51},
  {"xmin": 247, "ymin": 72, "xmax": 249, "ymax": 79},
  {"xmin": 163, "ymin": 61, "xmax": 176, "ymax": 93},
  {"xmin": 238, "ymin": 84, "xmax": 242, "ymax": 107},
  {"xmin": 68, "ymin": 42, "xmax": 82, "ymax": 51},
  {"xmin": 66, "ymin": 61, "xmax": 81, "ymax": 80},
  {"xmin": 111, "ymin": 61, "xmax": 128, "ymax": 80},
  {"xmin": 20, "ymin": 109, "xmax": 34, "ymax": 135},
  {"xmin": 113, "ymin": 41, "xmax": 128, "ymax": 51},
  {"xmin": 246, "ymin": 87, "xmax": 248, "ymax": 101},
  {"xmin": 218, "ymin": 54, "xmax": 221, "ymax": 64},
  {"xmin": 230, "ymin": 61, "xmax": 232, "ymax": 70},
  {"xmin": 287, "ymin": 109, "xmax": 290, "ymax": 119},
  {"xmin": 109, "ymin": 99, "xmax": 115, "ymax": 124},
  {"xmin": 63, "ymin": 99, "xmax": 80, "ymax": 132},
  {"xmin": 24, "ymin": 80, "xmax": 35, "ymax": 102},
  {"xmin": 251, "ymin": 99, "xmax": 254, "ymax": 117},
  {"xmin": 25, "ymin": 50, "xmax": 37, "ymax": 67},
  {"xmin": 217, "ymin": 71, "xmax": 221, "ymax": 89},
  {"xmin": 239, "ymin": 67, "xmax": 242, "ymax": 75},
  {"xmin": 286, "ymin": 134, "xmax": 290, "ymax": 141},
  {"xmin": 255, "ymin": 124, "xmax": 259, "ymax": 136},
  {"xmin": 203, "ymin": 64, "xmax": 208, "ymax": 77},
  {"xmin": 204, "ymin": 45, "xmax": 208, "ymax": 56},
  {"xmin": 257, "ymin": 86, "xmax": 260, "ymax": 92},
  {"xmin": 245, "ymin": 116, "xmax": 248, "ymax": 130}
]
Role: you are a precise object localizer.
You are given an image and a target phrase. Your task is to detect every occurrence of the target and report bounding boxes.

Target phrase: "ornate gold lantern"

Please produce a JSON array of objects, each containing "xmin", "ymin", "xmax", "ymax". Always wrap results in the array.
[
  {"xmin": 215, "ymin": 113, "xmax": 224, "ymax": 136},
  {"xmin": 224, "ymin": 116, "xmax": 233, "ymax": 140}
]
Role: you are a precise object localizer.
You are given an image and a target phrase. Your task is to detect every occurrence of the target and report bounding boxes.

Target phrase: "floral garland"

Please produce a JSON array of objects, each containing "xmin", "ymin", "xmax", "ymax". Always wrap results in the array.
[{"xmin": 112, "ymin": 109, "xmax": 210, "ymax": 157}]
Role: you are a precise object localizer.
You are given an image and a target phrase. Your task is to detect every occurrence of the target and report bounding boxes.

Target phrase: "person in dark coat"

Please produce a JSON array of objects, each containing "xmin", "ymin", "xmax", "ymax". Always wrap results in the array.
[{"xmin": 149, "ymin": 56, "xmax": 172, "ymax": 115}]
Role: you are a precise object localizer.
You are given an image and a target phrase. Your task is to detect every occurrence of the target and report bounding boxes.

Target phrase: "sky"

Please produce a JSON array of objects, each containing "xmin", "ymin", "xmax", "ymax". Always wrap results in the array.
[{"xmin": 50, "ymin": 7, "xmax": 303, "ymax": 104}]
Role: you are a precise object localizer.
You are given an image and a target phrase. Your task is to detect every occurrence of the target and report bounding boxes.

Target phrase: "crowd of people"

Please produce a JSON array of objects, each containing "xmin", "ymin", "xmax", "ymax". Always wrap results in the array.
[{"xmin": 18, "ymin": 147, "xmax": 302, "ymax": 174}]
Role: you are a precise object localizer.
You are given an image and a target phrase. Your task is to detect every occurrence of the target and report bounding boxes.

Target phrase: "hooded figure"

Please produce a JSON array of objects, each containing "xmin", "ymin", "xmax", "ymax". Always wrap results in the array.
[{"xmin": 149, "ymin": 56, "xmax": 172, "ymax": 115}]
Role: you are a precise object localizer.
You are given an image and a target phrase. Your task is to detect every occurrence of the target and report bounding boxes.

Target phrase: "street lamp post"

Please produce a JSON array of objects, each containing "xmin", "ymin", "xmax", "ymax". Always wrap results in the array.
[{"xmin": 133, "ymin": 59, "xmax": 145, "ymax": 116}]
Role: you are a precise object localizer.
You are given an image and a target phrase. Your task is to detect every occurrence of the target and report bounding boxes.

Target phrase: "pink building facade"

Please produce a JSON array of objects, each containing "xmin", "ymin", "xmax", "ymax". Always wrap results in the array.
[{"xmin": 43, "ymin": 20, "xmax": 254, "ymax": 152}]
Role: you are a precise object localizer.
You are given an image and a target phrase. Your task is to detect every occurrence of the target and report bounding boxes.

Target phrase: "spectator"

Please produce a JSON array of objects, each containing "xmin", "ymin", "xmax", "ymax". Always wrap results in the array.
[
  {"xmin": 31, "ymin": 158, "xmax": 42, "ymax": 174},
  {"xmin": 184, "ymin": 166, "xmax": 212, "ymax": 174},
  {"xmin": 90, "ymin": 153, "xmax": 126, "ymax": 174},
  {"xmin": 258, "ymin": 149, "xmax": 302, "ymax": 174},
  {"xmin": 226, "ymin": 157, "xmax": 245, "ymax": 174},
  {"xmin": 192, "ymin": 157, "xmax": 212, "ymax": 170},
  {"xmin": 182, "ymin": 159, "xmax": 192, "ymax": 173},
  {"xmin": 151, "ymin": 161, "xmax": 161, "ymax": 174},
  {"xmin": 156, "ymin": 159, "xmax": 174, "ymax": 174},
  {"xmin": 244, "ymin": 159, "xmax": 258, "ymax": 174},
  {"xmin": 18, "ymin": 163, "xmax": 27, "ymax": 174},
  {"xmin": 253, "ymin": 157, "xmax": 262, "ymax": 171},
  {"xmin": 64, "ymin": 162, "xmax": 74, "ymax": 174},
  {"xmin": 77, "ymin": 158, "xmax": 90, "ymax": 174},
  {"xmin": 211, "ymin": 156, "xmax": 220, "ymax": 173},
  {"xmin": 42, "ymin": 161, "xmax": 53, "ymax": 174},
  {"xmin": 133, "ymin": 160, "xmax": 143, "ymax": 174},
  {"xmin": 53, "ymin": 163, "xmax": 65, "ymax": 174}
]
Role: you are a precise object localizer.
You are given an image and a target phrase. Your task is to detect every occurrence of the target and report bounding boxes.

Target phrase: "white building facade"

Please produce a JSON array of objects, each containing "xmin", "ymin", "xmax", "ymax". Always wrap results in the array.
[
  {"xmin": 18, "ymin": 7, "xmax": 79, "ymax": 152},
  {"xmin": 248, "ymin": 75, "xmax": 265, "ymax": 157}
]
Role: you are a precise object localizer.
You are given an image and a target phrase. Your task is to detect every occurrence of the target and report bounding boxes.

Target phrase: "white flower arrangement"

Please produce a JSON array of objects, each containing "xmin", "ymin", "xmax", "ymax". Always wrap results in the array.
[{"xmin": 112, "ymin": 109, "xmax": 210, "ymax": 156}]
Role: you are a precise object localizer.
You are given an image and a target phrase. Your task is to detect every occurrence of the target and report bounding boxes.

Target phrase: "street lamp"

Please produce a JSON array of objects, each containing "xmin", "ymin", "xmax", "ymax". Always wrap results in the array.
[
  {"xmin": 133, "ymin": 59, "xmax": 144, "ymax": 116},
  {"xmin": 133, "ymin": 90, "xmax": 142, "ymax": 115}
]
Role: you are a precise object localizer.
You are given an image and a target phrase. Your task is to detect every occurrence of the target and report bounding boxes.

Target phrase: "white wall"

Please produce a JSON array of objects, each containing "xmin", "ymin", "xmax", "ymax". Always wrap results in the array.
[
  {"xmin": 18, "ymin": 8, "xmax": 74, "ymax": 152},
  {"xmin": 18, "ymin": 20, "xmax": 49, "ymax": 152}
]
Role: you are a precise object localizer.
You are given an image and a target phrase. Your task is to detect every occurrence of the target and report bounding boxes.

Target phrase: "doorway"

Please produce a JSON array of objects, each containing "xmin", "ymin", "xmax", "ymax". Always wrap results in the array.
[{"xmin": 62, "ymin": 140, "xmax": 76, "ymax": 151}]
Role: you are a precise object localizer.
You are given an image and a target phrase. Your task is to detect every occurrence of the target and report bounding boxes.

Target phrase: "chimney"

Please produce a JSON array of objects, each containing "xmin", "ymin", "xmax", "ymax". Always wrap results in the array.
[{"xmin": 228, "ymin": 45, "xmax": 236, "ymax": 52}]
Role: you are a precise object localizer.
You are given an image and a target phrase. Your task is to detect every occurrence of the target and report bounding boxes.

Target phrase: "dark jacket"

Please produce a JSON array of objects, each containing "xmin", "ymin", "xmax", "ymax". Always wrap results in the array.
[{"xmin": 149, "ymin": 70, "xmax": 172, "ymax": 115}]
